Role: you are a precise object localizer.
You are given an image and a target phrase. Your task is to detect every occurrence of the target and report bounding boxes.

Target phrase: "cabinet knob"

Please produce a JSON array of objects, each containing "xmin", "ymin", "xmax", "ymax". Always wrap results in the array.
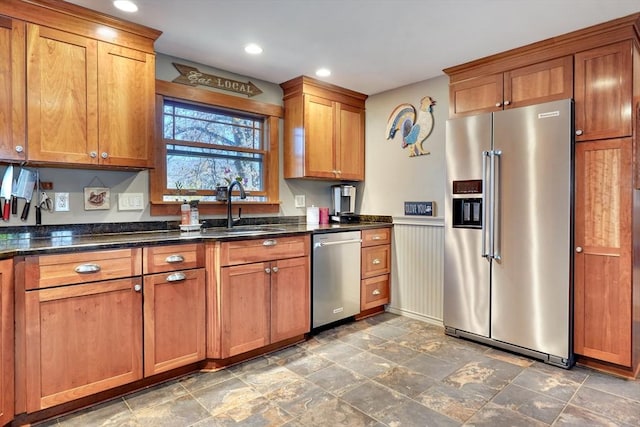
[
  {"xmin": 372, "ymin": 258, "xmax": 381, "ymax": 265},
  {"xmin": 15, "ymin": 145, "xmax": 24, "ymax": 153},
  {"xmin": 272, "ymin": 266, "xmax": 279, "ymax": 273},
  {"xmin": 372, "ymin": 289, "xmax": 381, "ymax": 295},
  {"xmin": 495, "ymin": 102, "xmax": 502, "ymax": 107},
  {"xmin": 503, "ymin": 100, "xmax": 511, "ymax": 106},
  {"xmin": 90, "ymin": 151, "xmax": 97, "ymax": 158},
  {"xmin": 265, "ymin": 267, "xmax": 271, "ymax": 274},
  {"xmin": 101, "ymin": 152, "xmax": 109, "ymax": 159},
  {"xmin": 134, "ymin": 284, "xmax": 142, "ymax": 292},
  {"xmin": 575, "ymin": 246, "xmax": 583, "ymax": 253},
  {"xmin": 575, "ymin": 130, "xmax": 583, "ymax": 136}
]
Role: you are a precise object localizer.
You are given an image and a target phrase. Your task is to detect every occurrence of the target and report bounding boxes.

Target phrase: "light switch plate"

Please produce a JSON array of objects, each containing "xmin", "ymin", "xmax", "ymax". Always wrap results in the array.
[
  {"xmin": 54, "ymin": 192, "xmax": 70, "ymax": 212},
  {"xmin": 294, "ymin": 195, "xmax": 306, "ymax": 208},
  {"xmin": 118, "ymin": 193, "xmax": 144, "ymax": 211}
]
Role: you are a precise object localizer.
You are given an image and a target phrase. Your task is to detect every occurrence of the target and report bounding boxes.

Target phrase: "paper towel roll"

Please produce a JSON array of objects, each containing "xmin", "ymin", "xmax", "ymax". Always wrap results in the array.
[{"xmin": 306, "ymin": 206, "xmax": 319, "ymax": 224}]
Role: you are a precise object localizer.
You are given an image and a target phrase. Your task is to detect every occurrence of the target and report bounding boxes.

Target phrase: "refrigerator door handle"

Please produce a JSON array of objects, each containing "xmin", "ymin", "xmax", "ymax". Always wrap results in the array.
[
  {"xmin": 482, "ymin": 150, "xmax": 491, "ymax": 258},
  {"xmin": 491, "ymin": 150, "xmax": 502, "ymax": 261}
]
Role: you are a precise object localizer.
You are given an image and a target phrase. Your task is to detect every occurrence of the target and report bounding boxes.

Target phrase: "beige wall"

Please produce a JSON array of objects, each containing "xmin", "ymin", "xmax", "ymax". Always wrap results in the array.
[
  {"xmin": 3, "ymin": 55, "xmax": 449, "ymax": 226},
  {"xmin": 362, "ymin": 76, "xmax": 449, "ymax": 218}
]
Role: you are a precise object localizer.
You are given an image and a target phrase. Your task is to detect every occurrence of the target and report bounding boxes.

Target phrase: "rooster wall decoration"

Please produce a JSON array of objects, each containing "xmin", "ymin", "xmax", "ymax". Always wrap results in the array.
[{"xmin": 385, "ymin": 96, "xmax": 436, "ymax": 157}]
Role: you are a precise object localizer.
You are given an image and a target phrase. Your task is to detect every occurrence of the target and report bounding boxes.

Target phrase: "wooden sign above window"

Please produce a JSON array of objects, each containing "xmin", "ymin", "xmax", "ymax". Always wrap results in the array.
[{"xmin": 172, "ymin": 63, "xmax": 263, "ymax": 97}]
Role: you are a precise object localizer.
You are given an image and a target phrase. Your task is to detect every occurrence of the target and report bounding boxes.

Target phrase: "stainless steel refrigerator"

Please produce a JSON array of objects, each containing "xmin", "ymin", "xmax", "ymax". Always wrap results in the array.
[{"xmin": 443, "ymin": 99, "xmax": 574, "ymax": 368}]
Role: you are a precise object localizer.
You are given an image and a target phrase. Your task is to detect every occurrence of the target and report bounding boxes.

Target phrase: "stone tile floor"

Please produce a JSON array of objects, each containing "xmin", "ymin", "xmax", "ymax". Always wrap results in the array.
[{"xmin": 37, "ymin": 313, "xmax": 640, "ymax": 426}]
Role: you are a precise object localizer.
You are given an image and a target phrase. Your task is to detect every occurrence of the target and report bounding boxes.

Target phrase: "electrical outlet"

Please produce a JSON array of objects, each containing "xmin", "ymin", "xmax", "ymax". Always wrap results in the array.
[
  {"xmin": 118, "ymin": 193, "xmax": 144, "ymax": 211},
  {"xmin": 294, "ymin": 195, "xmax": 306, "ymax": 208},
  {"xmin": 54, "ymin": 192, "xmax": 70, "ymax": 212}
]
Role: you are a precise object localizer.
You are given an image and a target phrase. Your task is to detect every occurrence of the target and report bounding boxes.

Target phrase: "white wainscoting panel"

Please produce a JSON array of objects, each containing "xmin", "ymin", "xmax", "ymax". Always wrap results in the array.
[{"xmin": 388, "ymin": 216, "xmax": 444, "ymax": 325}]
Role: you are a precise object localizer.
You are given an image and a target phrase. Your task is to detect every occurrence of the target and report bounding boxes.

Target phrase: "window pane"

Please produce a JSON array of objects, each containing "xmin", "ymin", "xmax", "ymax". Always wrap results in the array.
[
  {"xmin": 163, "ymin": 100, "xmax": 266, "ymax": 196},
  {"xmin": 167, "ymin": 145, "xmax": 263, "ymax": 191}
]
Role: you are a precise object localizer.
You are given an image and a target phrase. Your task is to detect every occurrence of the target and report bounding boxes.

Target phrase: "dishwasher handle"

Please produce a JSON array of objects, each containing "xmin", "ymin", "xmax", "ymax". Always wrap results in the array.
[{"xmin": 315, "ymin": 238, "xmax": 362, "ymax": 248}]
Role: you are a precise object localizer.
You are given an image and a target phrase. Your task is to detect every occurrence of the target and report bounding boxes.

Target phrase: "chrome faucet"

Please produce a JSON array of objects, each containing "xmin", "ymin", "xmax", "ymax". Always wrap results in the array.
[{"xmin": 226, "ymin": 180, "xmax": 247, "ymax": 228}]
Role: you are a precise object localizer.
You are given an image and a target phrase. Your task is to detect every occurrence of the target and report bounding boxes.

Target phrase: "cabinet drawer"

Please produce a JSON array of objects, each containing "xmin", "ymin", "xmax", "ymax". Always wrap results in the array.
[
  {"xmin": 220, "ymin": 235, "xmax": 310, "ymax": 266},
  {"xmin": 361, "ymin": 274, "xmax": 390, "ymax": 310},
  {"xmin": 25, "ymin": 248, "xmax": 142, "ymax": 290},
  {"xmin": 361, "ymin": 228, "xmax": 391, "ymax": 247},
  {"xmin": 143, "ymin": 243, "xmax": 204, "ymax": 274},
  {"xmin": 361, "ymin": 244, "xmax": 391, "ymax": 278}
]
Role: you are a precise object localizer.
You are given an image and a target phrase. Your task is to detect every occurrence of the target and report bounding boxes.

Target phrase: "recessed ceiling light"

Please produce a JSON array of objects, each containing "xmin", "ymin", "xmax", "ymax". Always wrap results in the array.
[
  {"xmin": 244, "ymin": 43, "xmax": 263, "ymax": 55},
  {"xmin": 315, "ymin": 68, "xmax": 331, "ymax": 77},
  {"xmin": 113, "ymin": 0, "xmax": 138, "ymax": 12}
]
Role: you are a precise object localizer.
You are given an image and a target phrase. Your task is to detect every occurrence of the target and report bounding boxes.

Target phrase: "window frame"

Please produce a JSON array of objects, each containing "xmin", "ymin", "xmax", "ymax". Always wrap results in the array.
[{"xmin": 150, "ymin": 80, "xmax": 282, "ymax": 216}]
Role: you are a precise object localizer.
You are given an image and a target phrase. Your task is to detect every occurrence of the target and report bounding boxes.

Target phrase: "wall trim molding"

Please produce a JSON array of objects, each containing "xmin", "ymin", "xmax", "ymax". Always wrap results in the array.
[
  {"xmin": 387, "ymin": 307, "xmax": 444, "ymax": 327},
  {"xmin": 392, "ymin": 216, "xmax": 444, "ymax": 227}
]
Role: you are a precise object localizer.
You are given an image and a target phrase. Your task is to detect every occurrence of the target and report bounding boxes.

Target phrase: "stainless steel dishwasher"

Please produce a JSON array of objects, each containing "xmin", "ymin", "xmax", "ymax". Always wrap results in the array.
[{"xmin": 312, "ymin": 230, "xmax": 362, "ymax": 328}]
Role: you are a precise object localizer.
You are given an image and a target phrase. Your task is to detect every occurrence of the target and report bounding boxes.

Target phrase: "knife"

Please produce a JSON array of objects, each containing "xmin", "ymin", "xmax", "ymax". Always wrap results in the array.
[
  {"xmin": 11, "ymin": 172, "xmax": 18, "ymax": 215},
  {"xmin": 20, "ymin": 170, "xmax": 37, "ymax": 221},
  {"xmin": 1, "ymin": 165, "xmax": 13, "ymax": 221}
]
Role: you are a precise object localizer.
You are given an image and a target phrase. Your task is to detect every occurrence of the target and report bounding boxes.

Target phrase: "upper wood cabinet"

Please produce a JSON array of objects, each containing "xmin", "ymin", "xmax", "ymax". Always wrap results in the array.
[
  {"xmin": 0, "ymin": 15, "xmax": 26, "ymax": 162},
  {"xmin": 449, "ymin": 56, "xmax": 573, "ymax": 117},
  {"xmin": 574, "ymin": 41, "xmax": 633, "ymax": 142},
  {"xmin": 0, "ymin": 0, "xmax": 160, "ymax": 168},
  {"xmin": 26, "ymin": 24, "xmax": 155, "ymax": 167},
  {"xmin": 281, "ymin": 76, "xmax": 367, "ymax": 181}
]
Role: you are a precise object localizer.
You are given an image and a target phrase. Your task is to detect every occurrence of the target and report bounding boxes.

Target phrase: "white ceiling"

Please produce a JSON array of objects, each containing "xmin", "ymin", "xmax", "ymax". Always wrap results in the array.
[{"xmin": 66, "ymin": 0, "xmax": 639, "ymax": 95}]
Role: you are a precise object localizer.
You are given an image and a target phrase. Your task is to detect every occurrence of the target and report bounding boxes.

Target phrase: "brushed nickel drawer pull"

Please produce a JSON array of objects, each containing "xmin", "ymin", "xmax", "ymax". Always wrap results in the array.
[
  {"xmin": 372, "ymin": 289, "xmax": 381, "ymax": 295},
  {"xmin": 263, "ymin": 239, "xmax": 277, "ymax": 246},
  {"xmin": 165, "ymin": 254, "xmax": 185, "ymax": 263},
  {"xmin": 74, "ymin": 263, "xmax": 101, "ymax": 274},
  {"xmin": 372, "ymin": 235, "xmax": 382, "ymax": 240},
  {"xmin": 372, "ymin": 258, "xmax": 381, "ymax": 265},
  {"xmin": 166, "ymin": 272, "xmax": 187, "ymax": 282}
]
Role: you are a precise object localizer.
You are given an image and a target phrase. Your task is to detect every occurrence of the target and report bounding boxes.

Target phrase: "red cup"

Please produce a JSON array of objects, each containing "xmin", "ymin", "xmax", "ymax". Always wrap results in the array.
[{"xmin": 319, "ymin": 207, "xmax": 329, "ymax": 224}]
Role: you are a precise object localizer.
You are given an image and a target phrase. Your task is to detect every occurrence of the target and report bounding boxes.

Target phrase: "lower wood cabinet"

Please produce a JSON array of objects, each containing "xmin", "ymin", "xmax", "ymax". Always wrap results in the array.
[
  {"xmin": 0, "ymin": 259, "xmax": 14, "ymax": 426},
  {"xmin": 360, "ymin": 228, "xmax": 392, "ymax": 311},
  {"xmin": 20, "ymin": 244, "xmax": 206, "ymax": 412},
  {"xmin": 216, "ymin": 235, "xmax": 310, "ymax": 359},
  {"xmin": 574, "ymin": 138, "xmax": 633, "ymax": 367}
]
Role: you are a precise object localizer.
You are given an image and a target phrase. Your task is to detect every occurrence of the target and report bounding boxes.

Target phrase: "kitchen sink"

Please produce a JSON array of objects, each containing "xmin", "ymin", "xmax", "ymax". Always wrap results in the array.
[{"xmin": 201, "ymin": 225, "xmax": 287, "ymax": 236}]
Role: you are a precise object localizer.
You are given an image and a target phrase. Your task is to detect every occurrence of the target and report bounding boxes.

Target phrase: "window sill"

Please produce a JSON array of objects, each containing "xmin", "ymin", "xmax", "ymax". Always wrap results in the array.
[{"xmin": 150, "ymin": 201, "xmax": 281, "ymax": 217}]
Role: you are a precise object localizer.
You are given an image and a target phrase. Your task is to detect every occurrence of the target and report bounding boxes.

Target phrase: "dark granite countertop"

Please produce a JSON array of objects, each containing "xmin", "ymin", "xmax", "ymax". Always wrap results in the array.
[{"xmin": 0, "ymin": 216, "xmax": 393, "ymax": 258}]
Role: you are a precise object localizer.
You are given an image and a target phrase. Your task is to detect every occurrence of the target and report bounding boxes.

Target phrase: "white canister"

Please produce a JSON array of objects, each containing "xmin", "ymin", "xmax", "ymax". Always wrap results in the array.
[{"xmin": 306, "ymin": 206, "xmax": 319, "ymax": 225}]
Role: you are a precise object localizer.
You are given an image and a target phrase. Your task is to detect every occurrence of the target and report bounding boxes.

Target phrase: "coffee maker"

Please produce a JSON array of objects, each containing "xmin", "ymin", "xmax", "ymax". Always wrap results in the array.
[{"xmin": 331, "ymin": 185, "xmax": 359, "ymax": 223}]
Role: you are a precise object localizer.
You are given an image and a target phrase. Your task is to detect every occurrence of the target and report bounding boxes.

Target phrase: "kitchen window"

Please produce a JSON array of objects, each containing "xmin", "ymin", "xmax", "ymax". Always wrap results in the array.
[{"xmin": 150, "ymin": 80, "xmax": 282, "ymax": 216}]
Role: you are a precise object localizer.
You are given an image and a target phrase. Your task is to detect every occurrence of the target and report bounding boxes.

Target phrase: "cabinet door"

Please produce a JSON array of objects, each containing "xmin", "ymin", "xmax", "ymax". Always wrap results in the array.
[
  {"xmin": 361, "ymin": 274, "xmax": 390, "ymax": 311},
  {"xmin": 574, "ymin": 41, "xmax": 632, "ymax": 141},
  {"xmin": 26, "ymin": 24, "xmax": 99, "ymax": 164},
  {"xmin": 0, "ymin": 259, "xmax": 13, "ymax": 426},
  {"xmin": 574, "ymin": 139, "xmax": 632, "ymax": 366},
  {"xmin": 144, "ymin": 268, "xmax": 205, "ymax": 376},
  {"xmin": 221, "ymin": 263, "xmax": 270, "ymax": 358},
  {"xmin": 449, "ymin": 73, "xmax": 503, "ymax": 117},
  {"xmin": 304, "ymin": 94, "xmax": 336, "ymax": 179},
  {"xmin": 361, "ymin": 244, "xmax": 391, "ymax": 279},
  {"xmin": 97, "ymin": 42, "xmax": 154, "ymax": 167},
  {"xmin": 0, "ymin": 16, "xmax": 25, "ymax": 162},
  {"xmin": 504, "ymin": 56, "xmax": 573, "ymax": 109},
  {"xmin": 25, "ymin": 278, "xmax": 143, "ymax": 411},
  {"xmin": 271, "ymin": 257, "xmax": 309, "ymax": 343},
  {"xmin": 336, "ymin": 103, "xmax": 365, "ymax": 181}
]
